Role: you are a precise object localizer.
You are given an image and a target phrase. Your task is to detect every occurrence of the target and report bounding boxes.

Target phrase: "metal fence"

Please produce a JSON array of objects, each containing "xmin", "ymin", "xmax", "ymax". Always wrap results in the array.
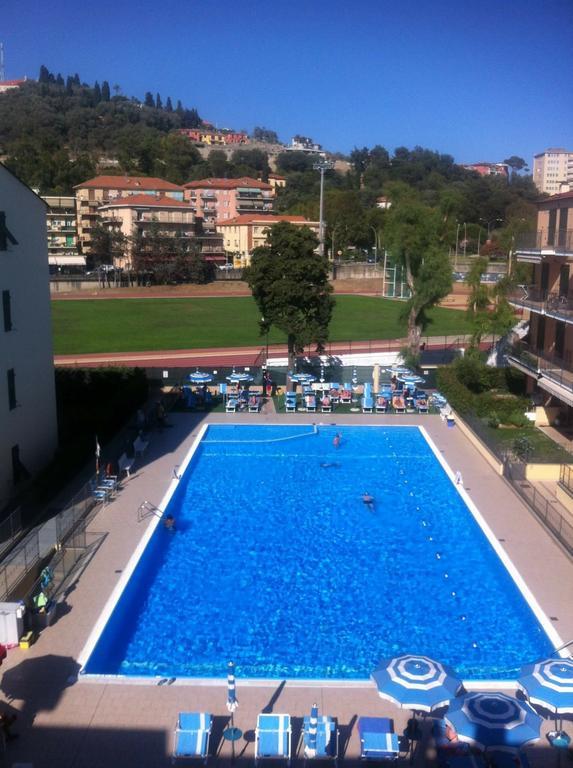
[
  {"xmin": 0, "ymin": 506, "xmax": 22, "ymax": 560},
  {"xmin": 505, "ymin": 460, "xmax": 573, "ymax": 557}
]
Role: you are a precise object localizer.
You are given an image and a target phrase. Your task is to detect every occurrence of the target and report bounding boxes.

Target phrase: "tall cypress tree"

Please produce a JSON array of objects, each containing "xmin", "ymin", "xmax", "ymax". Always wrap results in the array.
[
  {"xmin": 93, "ymin": 81, "xmax": 102, "ymax": 103},
  {"xmin": 101, "ymin": 81, "xmax": 111, "ymax": 101},
  {"xmin": 165, "ymin": 96, "xmax": 173, "ymax": 112},
  {"xmin": 144, "ymin": 92, "xmax": 155, "ymax": 108},
  {"xmin": 155, "ymin": 93, "xmax": 162, "ymax": 110},
  {"xmin": 38, "ymin": 65, "xmax": 50, "ymax": 83}
]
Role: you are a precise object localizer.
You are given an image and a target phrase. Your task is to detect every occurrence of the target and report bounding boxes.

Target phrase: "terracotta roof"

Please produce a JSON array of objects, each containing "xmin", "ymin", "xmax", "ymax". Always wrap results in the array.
[
  {"xmin": 74, "ymin": 175, "xmax": 184, "ymax": 191},
  {"xmin": 538, "ymin": 190, "xmax": 573, "ymax": 203},
  {"xmin": 184, "ymin": 177, "xmax": 272, "ymax": 191},
  {"xmin": 99, "ymin": 194, "xmax": 194, "ymax": 209},
  {"xmin": 217, "ymin": 214, "xmax": 313, "ymax": 226},
  {"xmin": 268, "ymin": 173, "xmax": 286, "ymax": 179},
  {"xmin": 0, "ymin": 79, "xmax": 27, "ymax": 87}
]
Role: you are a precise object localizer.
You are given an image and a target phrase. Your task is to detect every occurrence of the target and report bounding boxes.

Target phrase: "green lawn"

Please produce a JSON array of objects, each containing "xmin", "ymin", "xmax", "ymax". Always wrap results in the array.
[{"xmin": 51, "ymin": 295, "xmax": 474, "ymax": 355}]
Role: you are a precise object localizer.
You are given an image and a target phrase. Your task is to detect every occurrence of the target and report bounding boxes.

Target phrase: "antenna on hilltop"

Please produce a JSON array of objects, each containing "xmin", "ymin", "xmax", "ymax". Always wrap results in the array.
[{"xmin": 0, "ymin": 43, "xmax": 5, "ymax": 82}]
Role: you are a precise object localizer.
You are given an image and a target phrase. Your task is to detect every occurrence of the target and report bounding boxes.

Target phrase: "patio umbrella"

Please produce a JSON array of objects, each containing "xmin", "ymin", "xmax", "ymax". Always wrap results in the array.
[
  {"xmin": 518, "ymin": 657, "xmax": 573, "ymax": 728},
  {"xmin": 290, "ymin": 373, "xmax": 316, "ymax": 383},
  {"xmin": 227, "ymin": 660, "xmax": 239, "ymax": 716},
  {"xmin": 188, "ymin": 370, "xmax": 213, "ymax": 384},
  {"xmin": 305, "ymin": 702, "xmax": 319, "ymax": 758},
  {"xmin": 398, "ymin": 374, "xmax": 425, "ymax": 385},
  {"xmin": 372, "ymin": 364, "xmax": 380, "ymax": 394},
  {"xmin": 227, "ymin": 371, "xmax": 254, "ymax": 384},
  {"xmin": 372, "ymin": 654, "xmax": 462, "ymax": 713},
  {"xmin": 445, "ymin": 692, "xmax": 542, "ymax": 753}
]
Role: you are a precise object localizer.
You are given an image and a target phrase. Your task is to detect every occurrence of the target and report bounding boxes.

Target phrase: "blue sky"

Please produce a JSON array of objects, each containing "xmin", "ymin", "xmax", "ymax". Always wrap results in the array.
[{"xmin": 3, "ymin": 0, "xmax": 573, "ymax": 165}]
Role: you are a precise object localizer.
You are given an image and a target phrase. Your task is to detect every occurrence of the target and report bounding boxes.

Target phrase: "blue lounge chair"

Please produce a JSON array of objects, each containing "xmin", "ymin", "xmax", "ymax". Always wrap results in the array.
[
  {"xmin": 329, "ymin": 383, "xmax": 341, "ymax": 403},
  {"xmin": 305, "ymin": 394, "xmax": 317, "ymax": 412},
  {"xmin": 249, "ymin": 394, "xmax": 261, "ymax": 412},
  {"xmin": 172, "ymin": 712, "xmax": 211, "ymax": 764},
  {"xmin": 340, "ymin": 384, "xmax": 352, "ymax": 404},
  {"xmin": 375, "ymin": 396, "xmax": 388, "ymax": 413},
  {"xmin": 285, "ymin": 393, "xmax": 297, "ymax": 413},
  {"xmin": 302, "ymin": 715, "xmax": 338, "ymax": 764},
  {"xmin": 358, "ymin": 717, "xmax": 399, "ymax": 762},
  {"xmin": 255, "ymin": 713, "xmax": 291, "ymax": 765},
  {"xmin": 226, "ymin": 398, "xmax": 238, "ymax": 413},
  {"xmin": 362, "ymin": 395, "xmax": 374, "ymax": 413}
]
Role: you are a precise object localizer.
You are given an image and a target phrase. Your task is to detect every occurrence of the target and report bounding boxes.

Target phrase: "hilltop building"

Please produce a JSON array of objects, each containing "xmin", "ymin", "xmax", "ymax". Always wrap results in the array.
[
  {"xmin": 0, "ymin": 164, "xmax": 58, "ymax": 511},
  {"xmin": 462, "ymin": 162, "xmax": 509, "ymax": 178},
  {"xmin": 183, "ymin": 177, "xmax": 274, "ymax": 226},
  {"xmin": 42, "ymin": 195, "xmax": 83, "ymax": 272},
  {"xmin": 98, "ymin": 195, "xmax": 224, "ymax": 269},
  {"xmin": 508, "ymin": 190, "xmax": 573, "ymax": 425},
  {"xmin": 74, "ymin": 176, "xmax": 184, "ymax": 255},
  {"xmin": 287, "ymin": 136, "xmax": 324, "ymax": 155},
  {"xmin": 178, "ymin": 128, "xmax": 249, "ymax": 146},
  {"xmin": 217, "ymin": 214, "xmax": 319, "ymax": 267},
  {"xmin": 533, "ymin": 149, "xmax": 573, "ymax": 195},
  {"xmin": 0, "ymin": 78, "xmax": 27, "ymax": 94}
]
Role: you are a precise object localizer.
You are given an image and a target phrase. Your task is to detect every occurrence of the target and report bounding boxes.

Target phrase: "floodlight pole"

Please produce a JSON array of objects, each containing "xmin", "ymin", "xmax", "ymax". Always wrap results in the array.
[{"xmin": 313, "ymin": 159, "xmax": 334, "ymax": 258}]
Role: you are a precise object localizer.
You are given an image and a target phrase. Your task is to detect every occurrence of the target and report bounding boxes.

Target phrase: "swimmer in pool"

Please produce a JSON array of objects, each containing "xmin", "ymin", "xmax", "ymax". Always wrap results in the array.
[
  {"xmin": 320, "ymin": 462, "xmax": 340, "ymax": 469},
  {"xmin": 361, "ymin": 492, "xmax": 375, "ymax": 510}
]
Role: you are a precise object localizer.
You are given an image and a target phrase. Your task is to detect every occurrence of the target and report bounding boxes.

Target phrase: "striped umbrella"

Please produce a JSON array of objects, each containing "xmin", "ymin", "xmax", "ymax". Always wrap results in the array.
[
  {"xmin": 372, "ymin": 654, "xmax": 462, "ymax": 712},
  {"xmin": 518, "ymin": 657, "xmax": 573, "ymax": 727},
  {"xmin": 227, "ymin": 371, "xmax": 254, "ymax": 384},
  {"xmin": 304, "ymin": 703, "xmax": 319, "ymax": 758},
  {"xmin": 226, "ymin": 660, "xmax": 239, "ymax": 715},
  {"xmin": 445, "ymin": 692, "xmax": 542, "ymax": 753},
  {"xmin": 188, "ymin": 370, "xmax": 213, "ymax": 384}
]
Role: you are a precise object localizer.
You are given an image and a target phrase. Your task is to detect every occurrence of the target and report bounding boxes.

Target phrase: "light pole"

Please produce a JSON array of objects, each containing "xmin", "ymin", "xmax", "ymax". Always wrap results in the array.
[
  {"xmin": 313, "ymin": 159, "xmax": 334, "ymax": 258},
  {"xmin": 480, "ymin": 217, "xmax": 504, "ymax": 240},
  {"xmin": 369, "ymin": 225, "xmax": 380, "ymax": 267}
]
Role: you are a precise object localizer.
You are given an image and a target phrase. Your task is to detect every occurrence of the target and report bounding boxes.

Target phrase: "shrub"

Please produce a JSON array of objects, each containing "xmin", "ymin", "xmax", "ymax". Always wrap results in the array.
[{"xmin": 488, "ymin": 413, "xmax": 500, "ymax": 429}]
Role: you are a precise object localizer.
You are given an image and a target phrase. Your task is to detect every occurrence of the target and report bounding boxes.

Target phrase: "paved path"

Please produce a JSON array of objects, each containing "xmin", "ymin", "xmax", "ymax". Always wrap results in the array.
[{"xmin": 0, "ymin": 412, "xmax": 569, "ymax": 767}]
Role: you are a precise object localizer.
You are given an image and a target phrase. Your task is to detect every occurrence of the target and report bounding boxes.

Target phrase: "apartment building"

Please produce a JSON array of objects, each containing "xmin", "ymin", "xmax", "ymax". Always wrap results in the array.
[
  {"xmin": 507, "ymin": 190, "xmax": 573, "ymax": 424},
  {"xmin": 0, "ymin": 78, "xmax": 27, "ymax": 94},
  {"xmin": 184, "ymin": 177, "xmax": 274, "ymax": 227},
  {"xmin": 178, "ymin": 128, "xmax": 249, "ymax": 146},
  {"xmin": 74, "ymin": 176, "xmax": 185, "ymax": 255},
  {"xmin": 533, "ymin": 149, "xmax": 573, "ymax": 195},
  {"xmin": 0, "ymin": 164, "xmax": 58, "ymax": 512},
  {"xmin": 217, "ymin": 214, "xmax": 319, "ymax": 267},
  {"xmin": 42, "ymin": 195, "xmax": 83, "ymax": 272},
  {"xmin": 98, "ymin": 195, "xmax": 224, "ymax": 268},
  {"xmin": 462, "ymin": 162, "xmax": 509, "ymax": 178}
]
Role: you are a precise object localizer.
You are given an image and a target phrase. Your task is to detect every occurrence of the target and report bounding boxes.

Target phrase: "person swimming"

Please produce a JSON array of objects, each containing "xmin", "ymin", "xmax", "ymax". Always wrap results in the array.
[
  {"xmin": 361, "ymin": 492, "xmax": 375, "ymax": 510},
  {"xmin": 320, "ymin": 462, "xmax": 340, "ymax": 469},
  {"xmin": 164, "ymin": 514, "xmax": 176, "ymax": 530},
  {"xmin": 333, "ymin": 433, "xmax": 341, "ymax": 448}
]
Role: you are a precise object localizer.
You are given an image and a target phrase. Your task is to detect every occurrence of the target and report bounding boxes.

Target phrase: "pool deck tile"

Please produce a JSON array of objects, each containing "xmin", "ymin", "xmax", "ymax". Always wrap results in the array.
[{"xmin": 0, "ymin": 412, "xmax": 571, "ymax": 767}]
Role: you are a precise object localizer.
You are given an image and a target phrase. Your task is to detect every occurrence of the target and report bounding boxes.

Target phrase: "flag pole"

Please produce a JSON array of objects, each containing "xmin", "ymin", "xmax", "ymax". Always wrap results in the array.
[{"xmin": 95, "ymin": 435, "xmax": 101, "ymax": 475}]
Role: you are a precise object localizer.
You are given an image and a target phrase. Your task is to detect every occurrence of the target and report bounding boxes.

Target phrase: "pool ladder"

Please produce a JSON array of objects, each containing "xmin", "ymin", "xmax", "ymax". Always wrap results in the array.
[{"xmin": 138, "ymin": 500, "xmax": 162, "ymax": 522}]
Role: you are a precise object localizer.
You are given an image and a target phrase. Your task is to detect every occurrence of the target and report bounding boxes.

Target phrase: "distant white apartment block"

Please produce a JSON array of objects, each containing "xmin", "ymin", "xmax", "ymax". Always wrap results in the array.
[
  {"xmin": 533, "ymin": 148, "xmax": 573, "ymax": 195},
  {"xmin": 0, "ymin": 164, "xmax": 58, "ymax": 511}
]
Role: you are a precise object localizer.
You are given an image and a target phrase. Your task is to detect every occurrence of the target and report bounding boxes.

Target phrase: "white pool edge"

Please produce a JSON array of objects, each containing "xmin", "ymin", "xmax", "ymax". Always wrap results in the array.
[{"xmin": 78, "ymin": 421, "xmax": 566, "ymax": 689}]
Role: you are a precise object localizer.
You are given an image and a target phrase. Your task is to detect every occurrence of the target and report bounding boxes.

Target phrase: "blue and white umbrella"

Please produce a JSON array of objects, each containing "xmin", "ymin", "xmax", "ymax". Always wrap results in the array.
[
  {"xmin": 305, "ymin": 703, "xmax": 319, "ymax": 758},
  {"xmin": 291, "ymin": 373, "xmax": 316, "ymax": 383},
  {"xmin": 518, "ymin": 657, "xmax": 573, "ymax": 719},
  {"xmin": 398, "ymin": 374, "xmax": 425, "ymax": 385},
  {"xmin": 372, "ymin": 654, "xmax": 462, "ymax": 713},
  {"xmin": 188, "ymin": 370, "xmax": 213, "ymax": 384},
  {"xmin": 445, "ymin": 692, "xmax": 542, "ymax": 753},
  {"xmin": 226, "ymin": 660, "xmax": 239, "ymax": 714},
  {"xmin": 227, "ymin": 371, "xmax": 254, "ymax": 384}
]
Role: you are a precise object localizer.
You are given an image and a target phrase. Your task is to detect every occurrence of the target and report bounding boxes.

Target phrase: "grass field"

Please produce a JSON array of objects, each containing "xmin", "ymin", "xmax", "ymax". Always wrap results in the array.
[{"xmin": 51, "ymin": 295, "xmax": 474, "ymax": 354}]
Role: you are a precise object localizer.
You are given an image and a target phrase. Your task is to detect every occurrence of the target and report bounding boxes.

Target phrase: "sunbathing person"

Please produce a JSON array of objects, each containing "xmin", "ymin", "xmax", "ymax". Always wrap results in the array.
[
  {"xmin": 321, "ymin": 395, "xmax": 331, "ymax": 408},
  {"xmin": 376, "ymin": 396, "xmax": 387, "ymax": 408}
]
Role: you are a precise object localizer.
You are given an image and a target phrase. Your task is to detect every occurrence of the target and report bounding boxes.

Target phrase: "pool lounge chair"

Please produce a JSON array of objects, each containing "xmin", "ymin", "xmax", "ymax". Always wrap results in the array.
[
  {"xmin": 362, "ymin": 395, "xmax": 374, "ymax": 413},
  {"xmin": 285, "ymin": 394, "xmax": 297, "ymax": 413},
  {"xmin": 320, "ymin": 395, "xmax": 332, "ymax": 413},
  {"xmin": 118, "ymin": 452, "xmax": 135, "ymax": 478},
  {"xmin": 226, "ymin": 397, "xmax": 238, "ymax": 413},
  {"xmin": 301, "ymin": 715, "xmax": 338, "ymax": 764},
  {"xmin": 415, "ymin": 393, "xmax": 429, "ymax": 413},
  {"xmin": 358, "ymin": 717, "xmax": 399, "ymax": 762},
  {"xmin": 249, "ymin": 394, "xmax": 261, "ymax": 413},
  {"xmin": 392, "ymin": 395, "xmax": 406, "ymax": 414},
  {"xmin": 255, "ymin": 713, "xmax": 292, "ymax": 765},
  {"xmin": 340, "ymin": 384, "xmax": 352, "ymax": 404},
  {"xmin": 133, "ymin": 433, "xmax": 149, "ymax": 456},
  {"xmin": 305, "ymin": 394, "xmax": 317, "ymax": 412},
  {"xmin": 329, "ymin": 383, "xmax": 341, "ymax": 403},
  {"xmin": 172, "ymin": 711, "xmax": 212, "ymax": 764},
  {"xmin": 375, "ymin": 396, "xmax": 388, "ymax": 413}
]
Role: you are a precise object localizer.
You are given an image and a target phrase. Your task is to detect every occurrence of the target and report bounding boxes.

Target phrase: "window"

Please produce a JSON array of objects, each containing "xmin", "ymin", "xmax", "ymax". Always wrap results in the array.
[
  {"xmin": 2, "ymin": 290, "xmax": 12, "ymax": 331},
  {"xmin": 7, "ymin": 368, "xmax": 16, "ymax": 410}
]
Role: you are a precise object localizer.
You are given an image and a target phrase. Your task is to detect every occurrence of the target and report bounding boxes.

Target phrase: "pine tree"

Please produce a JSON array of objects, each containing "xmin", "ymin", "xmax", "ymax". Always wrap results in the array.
[
  {"xmin": 38, "ymin": 65, "xmax": 50, "ymax": 83},
  {"xmin": 93, "ymin": 81, "xmax": 102, "ymax": 103},
  {"xmin": 155, "ymin": 93, "xmax": 162, "ymax": 110},
  {"xmin": 176, "ymin": 100, "xmax": 184, "ymax": 115},
  {"xmin": 165, "ymin": 96, "xmax": 173, "ymax": 112},
  {"xmin": 65, "ymin": 75, "xmax": 74, "ymax": 95},
  {"xmin": 101, "ymin": 81, "xmax": 111, "ymax": 101},
  {"xmin": 56, "ymin": 73, "xmax": 64, "ymax": 87},
  {"xmin": 73, "ymin": 73, "xmax": 81, "ymax": 86},
  {"xmin": 144, "ymin": 92, "xmax": 155, "ymax": 108}
]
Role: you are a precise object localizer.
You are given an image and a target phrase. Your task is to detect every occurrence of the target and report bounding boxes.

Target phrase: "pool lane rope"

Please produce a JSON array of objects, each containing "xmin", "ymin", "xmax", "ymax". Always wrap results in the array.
[{"xmin": 203, "ymin": 425, "xmax": 319, "ymax": 444}]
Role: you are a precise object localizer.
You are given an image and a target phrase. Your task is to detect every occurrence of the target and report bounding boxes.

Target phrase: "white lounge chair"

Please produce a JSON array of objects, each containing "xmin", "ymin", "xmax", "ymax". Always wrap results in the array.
[
  {"xmin": 118, "ymin": 453, "xmax": 135, "ymax": 478},
  {"xmin": 226, "ymin": 398, "xmax": 238, "ymax": 413},
  {"xmin": 133, "ymin": 434, "xmax": 149, "ymax": 456},
  {"xmin": 255, "ymin": 714, "xmax": 292, "ymax": 765}
]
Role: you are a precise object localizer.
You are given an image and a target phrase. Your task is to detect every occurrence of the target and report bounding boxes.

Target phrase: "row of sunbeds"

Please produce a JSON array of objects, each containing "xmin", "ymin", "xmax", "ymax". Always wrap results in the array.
[
  {"xmin": 225, "ymin": 390, "xmax": 262, "ymax": 413},
  {"xmin": 285, "ymin": 383, "xmax": 429, "ymax": 415},
  {"xmin": 173, "ymin": 712, "xmax": 401, "ymax": 764}
]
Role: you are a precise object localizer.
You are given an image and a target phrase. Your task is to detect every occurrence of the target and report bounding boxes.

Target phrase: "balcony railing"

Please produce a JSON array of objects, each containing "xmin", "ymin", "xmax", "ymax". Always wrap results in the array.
[
  {"xmin": 507, "ymin": 341, "xmax": 573, "ymax": 396},
  {"xmin": 508, "ymin": 286, "xmax": 573, "ymax": 321},
  {"xmin": 516, "ymin": 229, "xmax": 573, "ymax": 254}
]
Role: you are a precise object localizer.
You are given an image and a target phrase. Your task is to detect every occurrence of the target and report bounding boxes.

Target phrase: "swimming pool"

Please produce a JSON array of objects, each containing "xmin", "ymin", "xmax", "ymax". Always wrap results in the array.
[{"xmin": 82, "ymin": 424, "xmax": 556, "ymax": 681}]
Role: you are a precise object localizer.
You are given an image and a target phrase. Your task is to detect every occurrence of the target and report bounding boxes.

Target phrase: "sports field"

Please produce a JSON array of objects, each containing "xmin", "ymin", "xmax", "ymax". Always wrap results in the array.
[{"xmin": 52, "ymin": 295, "xmax": 473, "ymax": 354}]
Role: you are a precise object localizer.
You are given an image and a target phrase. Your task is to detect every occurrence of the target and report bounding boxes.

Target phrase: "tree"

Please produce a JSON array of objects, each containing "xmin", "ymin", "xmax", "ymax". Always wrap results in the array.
[
  {"xmin": 385, "ymin": 198, "xmax": 452, "ymax": 356},
  {"xmin": 253, "ymin": 126, "xmax": 279, "ymax": 144},
  {"xmin": 101, "ymin": 80, "xmax": 111, "ymax": 101},
  {"xmin": 155, "ymin": 93, "xmax": 162, "ymax": 110},
  {"xmin": 503, "ymin": 155, "xmax": 529, "ymax": 174},
  {"xmin": 144, "ymin": 92, "xmax": 155, "ymax": 108},
  {"xmin": 165, "ymin": 96, "xmax": 173, "ymax": 112},
  {"xmin": 88, "ymin": 224, "xmax": 126, "ymax": 270},
  {"xmin": 93, "ymin": 81, "xmax": 102, "ymax": 103},
  {"xmin": 245, "ymin": 222, "xmax": 334, "ymax": 371},
  {"xmin": 56, "ymin": 73, "xmax": 65, "ymax": 87},
  {"xmin": 38, "ymin": 65, "xmax": 50, "ymax": 83}
]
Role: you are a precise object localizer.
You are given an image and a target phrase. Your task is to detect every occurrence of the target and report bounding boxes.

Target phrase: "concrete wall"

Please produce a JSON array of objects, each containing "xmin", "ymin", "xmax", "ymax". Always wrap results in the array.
[
  {"xmin": 332, "ymin": 263, "xmax": 383, "ymax": 280},
  {"xmin": 525, "ymin": 464, "xmax": 562, "ymax": 481},
  {"xmin": 0, "ymin": 166, "xmax": 58, "ymax": 511}
]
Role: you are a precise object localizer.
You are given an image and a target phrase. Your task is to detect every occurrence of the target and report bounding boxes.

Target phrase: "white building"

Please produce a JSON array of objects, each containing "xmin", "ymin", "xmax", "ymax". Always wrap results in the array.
[
  {"xmin": 533, "ymin": 148, "xmax": 573, "ymax": 195},
  {"xmin": 0, "ymin": 164, "xmax": 58, "ymax": 511}
]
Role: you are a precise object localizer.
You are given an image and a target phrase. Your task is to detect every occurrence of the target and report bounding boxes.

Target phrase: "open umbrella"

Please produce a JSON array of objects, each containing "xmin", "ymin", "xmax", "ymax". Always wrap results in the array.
[
  {"xmin": 188, "ymin": 370, "xmax": 213, "ymax": 384},
  {"xmin": 227, "ymin": 371, "xmax": 254, "ymax": 384},
  {"xmin": 290, "ymin": 373, "xmax": 316, "ymax": 383},
  {"xmin": 445, "ymin": 692, "xmax": 541, "ymax": 753},
  {"xmin": 372, "ymin": 654, "xmax": 462, "ymax": 713},
  {"xmin": 304, "ymin": 703, "xmax": 319, "ymax": 759},
  {"xmin": 518, "ymin": 657, "xmax": 573, "ymax": 728}
]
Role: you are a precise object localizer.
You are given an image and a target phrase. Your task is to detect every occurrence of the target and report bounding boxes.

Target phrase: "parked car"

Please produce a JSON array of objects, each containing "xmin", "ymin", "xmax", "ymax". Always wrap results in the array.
[{"xmin": 217, "ymin": 264, "xmax": 235, "ymax": 271}]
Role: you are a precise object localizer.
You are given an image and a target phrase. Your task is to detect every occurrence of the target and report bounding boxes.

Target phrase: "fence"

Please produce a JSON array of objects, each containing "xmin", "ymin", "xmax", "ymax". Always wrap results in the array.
[
  {"xmin": 0, "ymin": 507, "xmax": 22, "ymax": 560},
  {"xmin": 505, "ymin": 460, "xmax": 573, "ymax": 557}
]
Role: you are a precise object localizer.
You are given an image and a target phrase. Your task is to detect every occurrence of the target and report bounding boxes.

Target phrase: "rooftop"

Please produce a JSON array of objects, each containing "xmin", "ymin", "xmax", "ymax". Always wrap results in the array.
[
  {"xmin": 217, "ymin": 214, "xmax": 312, "ymax": 226},
  {"xmin": 185, "ymin": 177, "xmax": 272, "ymax": 191},
  {"xmin": 75, "ymin": 176, "xmax": 184, "ymax": 191},
  {"xmin": 99, "ymin": 194, "xmax": 194, "ymax": 209}
]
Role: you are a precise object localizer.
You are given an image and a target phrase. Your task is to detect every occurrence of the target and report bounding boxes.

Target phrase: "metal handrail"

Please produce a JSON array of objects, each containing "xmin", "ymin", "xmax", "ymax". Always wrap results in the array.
[{"xmin": 137, "ymin": 500, "xmax": 162, "ymax": 522}]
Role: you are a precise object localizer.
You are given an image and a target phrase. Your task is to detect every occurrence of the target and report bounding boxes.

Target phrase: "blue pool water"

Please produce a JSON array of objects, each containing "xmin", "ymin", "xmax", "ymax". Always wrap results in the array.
[{"xmin": 84, "ymin": 425, "xmax": 554, "ymax": 680}]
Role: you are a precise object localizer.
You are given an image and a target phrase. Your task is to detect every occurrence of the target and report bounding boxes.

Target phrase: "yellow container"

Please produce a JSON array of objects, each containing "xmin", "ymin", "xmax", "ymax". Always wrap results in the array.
[{"xmin": 19, "ymin": 631, "xmax": 36, "ymax": 649}]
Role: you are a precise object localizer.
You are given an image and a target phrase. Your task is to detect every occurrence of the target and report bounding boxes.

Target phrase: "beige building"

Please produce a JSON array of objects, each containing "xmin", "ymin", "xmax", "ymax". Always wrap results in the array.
[
  {"xmin": 217, "ymin": 214, "xmax": 320, "ymax": 267},
  {"xmin": 74, "ymin": 176, "xmax": 185, "ymax": 255},
  {"xmin": 183, "ymin": 177, "xmax": 274, "ymax": 227},
  {"xmin": 533, "ymin": 148, "xmax": 573, "ymax": 195},
  {"xmin": 508, "ymin": 190, "xmax": 573, "ymax": 423},
  {"xmin": 42, "ymin": 195, "xmax": 83, "ymax": 272},
  {"xmin": 0, "ymin": 164, "xmax": 58, "ymax": 511},
  {"xmin": 98, "ymin": 195, "xmax": 223, "ymax": 269}
]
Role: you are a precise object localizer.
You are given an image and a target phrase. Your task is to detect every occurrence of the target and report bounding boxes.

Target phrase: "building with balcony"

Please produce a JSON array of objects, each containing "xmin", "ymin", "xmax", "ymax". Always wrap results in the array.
[
  {"xmin": 42, "ymin": 195, "xmax": 83, "ymax": 272},
  {"xmin": 183, "ymin": 177, "xmax": 274, "ymax": 227},
  {"xmin": 74, "ymin": 176, "xmax": 185, "ymax": 256},
  {"xmin": 461, "ymin": 162, "xmax": 509, "ymax": 178},
  {"xmin": 178, "ymin": 128, "xmax": 249, "ymax": 146},
  {"xmin": 0, "ymin": 164, "xmax": 58, "ymax": 512},
  {"xmin": 533, "ymin": 148, "xmax": 573, "ymax": 195},
  {"xmin": 216, "ymin": 214, "xmax": 320, "ymax": 267},
  {"xmin": 507, "ymin": 190, "xmax": 573, "ymax": 421},
  {"xmin": 98, "ymin": 195, "xmax": 224, "ymax": 269}
]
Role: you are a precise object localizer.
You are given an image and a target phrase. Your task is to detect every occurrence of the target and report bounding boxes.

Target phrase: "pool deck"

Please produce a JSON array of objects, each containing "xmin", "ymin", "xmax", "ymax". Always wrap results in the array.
[{"xmin": 1, "ymin": 412, "xmax": 572, "ymax": 767}]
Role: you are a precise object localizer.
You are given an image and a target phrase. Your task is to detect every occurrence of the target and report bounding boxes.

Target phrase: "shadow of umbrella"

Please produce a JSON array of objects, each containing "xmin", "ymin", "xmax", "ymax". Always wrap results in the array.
[{"xmin": 1, "ymin": 654, "xmax": 81, "ymax": 723}]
